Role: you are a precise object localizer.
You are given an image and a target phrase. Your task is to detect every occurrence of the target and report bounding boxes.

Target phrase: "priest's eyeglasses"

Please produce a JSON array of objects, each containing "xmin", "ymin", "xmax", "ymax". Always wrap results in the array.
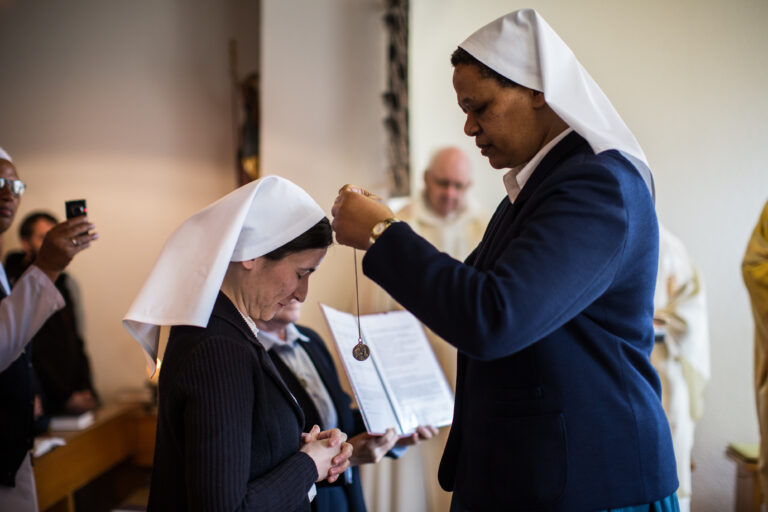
[{"xmin": 0, "ymin": 178, "xmax": 26, "ymax": 197}]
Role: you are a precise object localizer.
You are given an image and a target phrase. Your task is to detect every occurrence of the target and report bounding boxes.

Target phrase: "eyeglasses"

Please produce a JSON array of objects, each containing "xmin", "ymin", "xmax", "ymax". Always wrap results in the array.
[
  {"xmin": 431, "ymin": 177, "xmax": 469, "ymax": 191},
  {"xmin": 0, "ymin": 178, "xmax": 26, "ymax": 197}
]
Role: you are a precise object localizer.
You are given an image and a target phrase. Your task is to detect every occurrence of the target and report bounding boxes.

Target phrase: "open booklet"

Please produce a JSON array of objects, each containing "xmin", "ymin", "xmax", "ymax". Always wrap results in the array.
[{"xmin": 319, "ymin": 304, "xmax": 454, "ymax": 436}]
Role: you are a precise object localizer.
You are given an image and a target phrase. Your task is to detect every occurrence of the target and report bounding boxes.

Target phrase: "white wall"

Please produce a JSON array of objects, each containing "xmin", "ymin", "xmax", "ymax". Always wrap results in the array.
[
  {"xmin": 0, "ymin": 0, "xmax": 258, "ymax": 397},
  {"xmin": 0, "ymin": 0, "xmax": 386, "ymax": 400},
  {"xmin": 410, "ymin": 1, "xmax": 768, "ymax": 510},
  {"xmin": 260, "ymin": 0, "xmax": 387, "ymax": 352}
]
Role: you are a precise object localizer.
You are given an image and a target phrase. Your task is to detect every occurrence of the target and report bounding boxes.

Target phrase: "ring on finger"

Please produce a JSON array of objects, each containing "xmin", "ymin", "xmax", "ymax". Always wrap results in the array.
[{"xmin": 71, "ymin": 238, "xmax": 78, "ymax": 247}]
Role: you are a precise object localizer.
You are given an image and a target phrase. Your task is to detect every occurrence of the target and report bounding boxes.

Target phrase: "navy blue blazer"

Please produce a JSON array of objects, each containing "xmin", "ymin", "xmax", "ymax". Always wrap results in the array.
[
  {"xmin": 269, "ymin": 324, "xmax": 367, "ymax": 512},
  {"xmin": 363, "ymin": 132, "xmax": 677, "ymax": 511}
]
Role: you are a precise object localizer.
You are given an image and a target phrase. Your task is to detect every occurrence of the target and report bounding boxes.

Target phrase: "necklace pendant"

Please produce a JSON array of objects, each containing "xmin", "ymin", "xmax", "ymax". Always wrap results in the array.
[
  {"xmin": 351, "ymin": 248, "xmax": 370, "ymax": 362},
  {"xmin": 353, "ymin": 341, "xmax": 370, "ymax": 361}
]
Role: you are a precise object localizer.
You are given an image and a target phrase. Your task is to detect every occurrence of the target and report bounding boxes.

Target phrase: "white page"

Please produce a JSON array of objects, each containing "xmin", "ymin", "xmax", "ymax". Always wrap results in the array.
[
  {"xmin": 319, "ymin": 304, "xmax": 402, "ymax": 434},
  {"xmin": 360, "ymin": 310, "xmax": 454, "ymax": 433}
]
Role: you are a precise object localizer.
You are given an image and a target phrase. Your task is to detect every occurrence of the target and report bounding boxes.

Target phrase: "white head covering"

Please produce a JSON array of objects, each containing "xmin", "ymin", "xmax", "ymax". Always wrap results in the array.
[
  {"xmin": 459, "ymin": 8, "xmax": 654, "ymax": 196},
  {"xmin": 0, "ymin": 146, "xmax": 12, "ymax": 162},
  {"xmin": 123, "ymin": 175, "xmax": 326, "ymax": 373}
]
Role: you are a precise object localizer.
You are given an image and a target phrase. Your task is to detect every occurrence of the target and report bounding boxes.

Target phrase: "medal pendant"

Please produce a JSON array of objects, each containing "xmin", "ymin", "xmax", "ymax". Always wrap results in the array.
[
  {"xmin": 351, "ymin": 249, "xmax": 370, "ymax": 362},
  {"xmin": 353, "ymin": 341, "xmax": 370, "ymax": 361}
]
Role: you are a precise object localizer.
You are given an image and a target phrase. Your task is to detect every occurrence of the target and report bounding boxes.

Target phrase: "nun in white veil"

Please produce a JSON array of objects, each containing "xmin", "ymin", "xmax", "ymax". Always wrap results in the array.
[
  {"xmin": 124, "ymin": 176, "xmax": 352, "ymax": 512},
  {"xmin": 331, "ymin": 8, "xmax": 679, "ymax": 512}
]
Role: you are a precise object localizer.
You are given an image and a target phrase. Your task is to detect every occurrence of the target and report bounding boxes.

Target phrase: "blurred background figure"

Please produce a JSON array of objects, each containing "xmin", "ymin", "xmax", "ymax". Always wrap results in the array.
[
  {"xmin": 396, "ymin": 146, "xmax": 487, "ymax": 262},
  {"xmin": 652, "ymin": 224, "xmax": 710, "ymax": 512},
  {"xmin": 742, "ymin": 200, "xmax": 768, "ymax": 507},
  {"xmin": 5, "ymin": 211, "xmax": 98, "ymax": 416},
  {"xmin": 360, "ymin": 146, "xmax": 489, "ymax": 512}
]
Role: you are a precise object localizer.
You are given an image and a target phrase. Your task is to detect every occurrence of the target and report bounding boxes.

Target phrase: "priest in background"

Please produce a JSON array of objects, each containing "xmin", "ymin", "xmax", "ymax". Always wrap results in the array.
[{"xmin": 398, "ymin": 147, "xmax": 488, "ymax": 264}]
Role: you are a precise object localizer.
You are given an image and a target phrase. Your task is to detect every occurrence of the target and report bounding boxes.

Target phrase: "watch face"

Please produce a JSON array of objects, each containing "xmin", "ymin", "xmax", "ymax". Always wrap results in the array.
[{"xmin": 371, "ymin": 219, "xmax": 397, "ymax": 243}]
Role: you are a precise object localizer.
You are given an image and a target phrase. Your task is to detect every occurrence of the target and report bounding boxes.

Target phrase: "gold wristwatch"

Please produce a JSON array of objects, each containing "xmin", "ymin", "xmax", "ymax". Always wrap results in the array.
[{"xmin": 369, "ymin": 217, "xmax": 400, "ymax": 245}]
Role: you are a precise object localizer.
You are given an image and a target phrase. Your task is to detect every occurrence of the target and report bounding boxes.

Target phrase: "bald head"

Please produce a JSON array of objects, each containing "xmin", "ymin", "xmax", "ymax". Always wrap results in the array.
[{"xmin": 423, "ymin": 147, "xmax": 472, "ymax": 217}]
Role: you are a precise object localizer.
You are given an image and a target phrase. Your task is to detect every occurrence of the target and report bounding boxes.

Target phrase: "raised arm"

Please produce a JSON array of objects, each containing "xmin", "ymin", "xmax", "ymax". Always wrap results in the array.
[
  {"xmin": 0, "ymin": 216, "xmax": 97, "ymax": 372},
  {"xmin": 0, "ymin": 266, "xmax": 64, "ymax": 372},
  {"xmin": 357, "ymin": 163, "xmax": 631, "ymax": 360}
]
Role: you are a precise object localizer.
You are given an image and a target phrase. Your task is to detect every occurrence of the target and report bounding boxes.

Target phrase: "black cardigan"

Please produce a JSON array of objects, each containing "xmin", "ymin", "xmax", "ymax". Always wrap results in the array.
[{"xmin": 147, "ymin": 293, "xmax": 317, "ymax": 511}]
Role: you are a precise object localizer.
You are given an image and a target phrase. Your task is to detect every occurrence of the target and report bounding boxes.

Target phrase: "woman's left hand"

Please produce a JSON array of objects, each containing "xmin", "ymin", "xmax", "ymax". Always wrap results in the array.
[
  {"xmin": 331, "ymin": 184, "xmax": 395, "ymax": 250},
  {"xmin": 394, "ymin": 424, "xmax": 439, "ymax": 447},
  {"xmin": 348, "ymin": 424, "xmax": 440, "ymax": 466},
  {"xmin": 348, "ymin": 428, "xmax": 399, "ymax": 466}
]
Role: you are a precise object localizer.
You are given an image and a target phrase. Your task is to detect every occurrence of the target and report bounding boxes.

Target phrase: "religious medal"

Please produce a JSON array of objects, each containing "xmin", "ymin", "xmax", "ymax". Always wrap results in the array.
[
  {"xmin": 352, "ymin": 249, "xmax": 370, "ymax": 361},
  {"xmin": 353, "ymin": 342, "xmax": 370, "ymax": 361}
]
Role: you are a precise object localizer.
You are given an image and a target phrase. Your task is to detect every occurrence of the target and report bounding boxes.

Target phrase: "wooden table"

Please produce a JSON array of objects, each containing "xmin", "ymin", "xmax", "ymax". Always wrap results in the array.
[
  {"xmin": 726, "ymin": 443, "xmax": 763, "ymax": 512},
  {"xmin": 33, "ymin": 402, "xmax": 157, "ymax": 512}
]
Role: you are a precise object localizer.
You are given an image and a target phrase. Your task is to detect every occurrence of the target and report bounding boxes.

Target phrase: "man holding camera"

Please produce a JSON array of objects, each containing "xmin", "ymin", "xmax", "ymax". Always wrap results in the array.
[{"xmin": 0, "ymin": 147, "xmax": 98, "ymax": 511}]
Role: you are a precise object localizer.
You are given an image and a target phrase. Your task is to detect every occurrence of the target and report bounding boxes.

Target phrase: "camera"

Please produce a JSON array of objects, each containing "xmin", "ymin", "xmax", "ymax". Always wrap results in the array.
[{"xmin": 65, "ymin": 199, "xmax": 87, "ymax": 219}]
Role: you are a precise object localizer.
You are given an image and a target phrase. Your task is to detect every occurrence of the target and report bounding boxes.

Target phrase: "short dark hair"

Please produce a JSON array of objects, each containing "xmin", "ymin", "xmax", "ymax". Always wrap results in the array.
[
  {"xmin": 450, "ymin": 47, "xmax": 520, "ymax": 89},
  {"xmin": 263, "ymin": 217, "xmax": 333, "ymax": 260},
  {"xmin": 19, "ymin": 211, "xmax": 58, "ymax": 240}
]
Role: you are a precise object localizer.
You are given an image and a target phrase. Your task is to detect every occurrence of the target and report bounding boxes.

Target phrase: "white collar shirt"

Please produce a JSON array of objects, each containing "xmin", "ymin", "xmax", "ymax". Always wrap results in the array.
[{"xmin": 503, "ymin": 127, "xmax": 573, "ymax": 203}]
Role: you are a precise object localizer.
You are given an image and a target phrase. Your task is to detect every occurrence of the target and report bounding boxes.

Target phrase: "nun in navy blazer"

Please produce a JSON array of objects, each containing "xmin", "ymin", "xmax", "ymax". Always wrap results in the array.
[{"xmin": 331, "ymin": 9, "xmax": 678, "ymax": 512}]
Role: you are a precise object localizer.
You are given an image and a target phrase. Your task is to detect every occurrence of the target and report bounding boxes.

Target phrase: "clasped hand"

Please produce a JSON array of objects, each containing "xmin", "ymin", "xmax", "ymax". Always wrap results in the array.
[{"xmin": 300, "ymin": 425, "xmax": 353, "ymax": 483}]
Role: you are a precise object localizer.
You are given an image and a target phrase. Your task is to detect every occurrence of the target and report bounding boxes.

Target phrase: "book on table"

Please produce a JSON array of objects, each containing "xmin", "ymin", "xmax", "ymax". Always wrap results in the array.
[
  {"xmin": 48, "ymin": 410, "xmax": 95, "ymax": 431},
  {"xmin": 319, "ymin": 304, "xmax": 454, "ymax": 436}
]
